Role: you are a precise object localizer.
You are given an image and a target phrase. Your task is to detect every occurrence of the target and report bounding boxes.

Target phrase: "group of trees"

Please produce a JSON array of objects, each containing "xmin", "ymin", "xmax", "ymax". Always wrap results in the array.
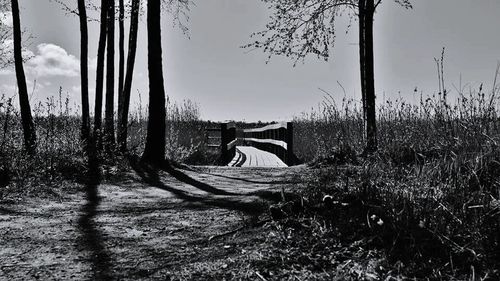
[
  {"xmin": 78, "ymin": 0, "xmax": 161, "ymax": 164},
  {"xmin": 8, "ymin": 0, "xmax": 412, "ymax": 166},
  {"xmin": 10, "ymin": 0, "xmax": 165, "ymax": 166}
]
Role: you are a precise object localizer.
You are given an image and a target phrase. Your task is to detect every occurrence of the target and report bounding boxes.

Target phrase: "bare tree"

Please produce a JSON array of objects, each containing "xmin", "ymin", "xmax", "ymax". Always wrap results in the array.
[
  {"xmin": 117, "ymin": 0, "xmax": 124, "ymax": 121},
  {"xmin": 247, "ymin": 0, "xmax": 412, "ymax": 153},
  {"xmin": 117, "ymin": 0, "xmax": 140, "ymax": 152},
  {"xmin": 77, "ymin": 0, "xmax": 90, "ymax": 146},
  {"xmin": 162, "ymin": 0, "xmax": 191, "ymax": 35},
  {"xmin": 142, "ymin": 0, "xmax": 166, "ymax": 166},
  {"xmin": 11, "ymin": 0, "xmax": 36, "ymax": 154},
  {"xmin": 104, "ymin": 0, "xmax": 115, "ymax": 150},
  {"xmin": 93, "ymin": 0, "xmax": 108, "ymax": 143}
]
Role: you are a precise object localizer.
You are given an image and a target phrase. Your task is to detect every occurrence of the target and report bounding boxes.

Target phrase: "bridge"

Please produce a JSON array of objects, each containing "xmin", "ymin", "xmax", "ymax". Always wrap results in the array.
[{"xmin": 206, "ymin": 122, "xmax": 297, "ymax": 168}]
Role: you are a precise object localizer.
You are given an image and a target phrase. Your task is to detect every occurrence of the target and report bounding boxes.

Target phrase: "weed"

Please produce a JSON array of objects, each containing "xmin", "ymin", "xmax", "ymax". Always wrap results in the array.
[{"xmin": 289, "ymin": 66, "xmax": 500, "ymax": 279}]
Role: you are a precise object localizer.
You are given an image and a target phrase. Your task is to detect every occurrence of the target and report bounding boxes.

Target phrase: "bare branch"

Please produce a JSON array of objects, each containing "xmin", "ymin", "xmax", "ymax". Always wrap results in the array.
[{"xmin": 245, "ymin": 0, "xmax": 412, "ymax": 64}]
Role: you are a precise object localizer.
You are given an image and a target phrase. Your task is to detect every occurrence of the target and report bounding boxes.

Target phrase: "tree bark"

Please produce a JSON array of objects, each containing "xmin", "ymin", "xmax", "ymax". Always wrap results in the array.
[
  {"xmin": 117, "ymin": 0, "xmax": 124, "ymax": 128},
  {"xmin": 104, "ymin": 0, "xmax": 115, "ymax": 150},
  {"xmin": 11, "ymin": 0, "xmax": 36, "ymax": 154},
  {"xmin": 93, "ymin": 0, "xmax": 107, "ymax": 142},
  {"xmin": 142, "ymin": 0, "xmax": 166, "ymax": 166},
  {"xmin": 358, "ymin": 0, "xmax": 367, "ymax": 134},
  {"xmin": 77, "ymin": 0, "xmax": 90, "ymax": 147},
  {"xmin": 117, "ymin": 0, "xmax": 140, "ymax": 152},
  {"xmin": 363, "ymin": 0, "xmax": 378, "ymax": 152}
]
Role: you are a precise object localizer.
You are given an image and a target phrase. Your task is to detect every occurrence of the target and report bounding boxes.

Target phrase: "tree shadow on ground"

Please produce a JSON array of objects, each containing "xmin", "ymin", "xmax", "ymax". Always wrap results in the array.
[
  {"xmin": 130, "ymin": 160, "xmax": 268, "ymax": 218},
  {"xmin": 194, "ymin": 170, "xmax": 300, "ymax": 185},
  {"xmin": 163, "ymin": 165, "xmax": 237, "ymax": 196},
  {"xmin": 168, "ymin": 162, "xmax": 301, "ymax": 200},
  {"xmin": 174, "ymin": 166, "xmax": 302, "ymax": 203},
  {"xmin": 77, "ymin": 154, "xmax": 113, "ymax": 280}
]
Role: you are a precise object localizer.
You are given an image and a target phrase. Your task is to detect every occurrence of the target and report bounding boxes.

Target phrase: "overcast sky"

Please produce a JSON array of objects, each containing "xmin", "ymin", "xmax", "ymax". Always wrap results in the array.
[{"xmin": 1, "ymin": 0, "xmax": 500, "ymax": 122}]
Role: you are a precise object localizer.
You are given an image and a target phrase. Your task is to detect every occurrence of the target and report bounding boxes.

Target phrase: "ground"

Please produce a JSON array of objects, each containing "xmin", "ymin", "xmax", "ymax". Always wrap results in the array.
[{"xmin": 0, "ymin": 165, "xmax": 309, "ymax": 280}]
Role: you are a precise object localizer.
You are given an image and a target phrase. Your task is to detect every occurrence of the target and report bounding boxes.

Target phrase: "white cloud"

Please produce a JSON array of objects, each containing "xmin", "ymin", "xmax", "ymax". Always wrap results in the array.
[{"xmin": 26, "ymin": 43, "xmax": 80, "ymax": 77}]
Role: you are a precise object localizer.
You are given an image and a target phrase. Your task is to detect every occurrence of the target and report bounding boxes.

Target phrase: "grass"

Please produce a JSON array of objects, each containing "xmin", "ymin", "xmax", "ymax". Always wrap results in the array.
[
  {"xmin": 286, "ymin": 66, "xmax": 500, "ymax": 279},
  {"xmin": 0, "ymin": 91, "xmax": 85, "ymax": 199},
  {"xmin": 127, "ymin": 97, "xmax": 220, "ymax": 165},
  {"xmin": 0, "ymin": 91, "xmax": 216, "ymax": 200},
  {"xmin": 2, "ymin": 63, "xmax": 500, "ymax": 279}
]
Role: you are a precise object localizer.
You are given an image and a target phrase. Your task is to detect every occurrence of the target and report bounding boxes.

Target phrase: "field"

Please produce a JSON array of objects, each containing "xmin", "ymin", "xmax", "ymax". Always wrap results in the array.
[
  {"xmin": 290, "ymin": 80, "xmax": 500, "ymax": 278},
  {"xmin": 1, "ymin": 78, "xmax": 500, "ymax": 279}
]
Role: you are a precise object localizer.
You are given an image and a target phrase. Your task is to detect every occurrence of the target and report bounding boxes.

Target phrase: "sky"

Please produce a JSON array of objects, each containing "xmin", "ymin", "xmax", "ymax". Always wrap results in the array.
[{"xmin": 0, "ymin": 0, "xmax": 500, "ymax": 122}]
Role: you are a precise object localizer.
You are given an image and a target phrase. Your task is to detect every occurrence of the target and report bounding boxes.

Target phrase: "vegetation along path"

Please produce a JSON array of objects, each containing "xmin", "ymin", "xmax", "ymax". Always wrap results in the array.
[{"xmin": 0, "ymin": 164, "xmax": 306, "ymax": 280}]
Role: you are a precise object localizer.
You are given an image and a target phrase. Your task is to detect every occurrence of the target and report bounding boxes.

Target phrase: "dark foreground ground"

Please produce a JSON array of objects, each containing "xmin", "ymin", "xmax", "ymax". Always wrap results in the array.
[
  {"xmin": 1, "ymin": 166, "xmax": 317, "ymax": 280},
  {"xmin": 4, "ymin": 162, "xmax": 494, "ymax": 280}
]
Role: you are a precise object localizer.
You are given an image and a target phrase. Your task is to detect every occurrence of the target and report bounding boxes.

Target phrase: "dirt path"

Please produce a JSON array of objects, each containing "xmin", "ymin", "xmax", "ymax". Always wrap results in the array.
[{"xmin": 0, "ymin": 165, "xmax": 306, "ymax": 280}]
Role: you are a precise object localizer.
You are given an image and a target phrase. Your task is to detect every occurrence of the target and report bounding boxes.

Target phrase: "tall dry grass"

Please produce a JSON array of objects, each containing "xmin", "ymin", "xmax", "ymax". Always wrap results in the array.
[
  {"xmin": 0, "ymin": 89, "xmax": 84, "ymax": 198},
  {"xmin": 127, "ymin": 95, "xmax": 219, "ymax": 165},
  {"xmin": 292, "ymin": 66, "xmax": 500, "ymax": 278},
  {"xmin": 0, "ymin": 88, "xmax": 216, "ymax": 199}
]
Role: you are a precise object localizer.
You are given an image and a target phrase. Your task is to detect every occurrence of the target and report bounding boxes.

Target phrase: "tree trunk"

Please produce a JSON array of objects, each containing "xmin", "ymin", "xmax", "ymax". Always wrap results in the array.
[
  {"xmin": 359, "ymin": 0, "xmax": 378, "ymax": 153},
  {"xmin": 93, "ymin": 0, "xmax": 107, "ymax": 143},
  {"xmin": 117, "ymin": 0, "xmax": 124, "ymax": 130},
  {"xmin": 11, "ymin": 0, "xmax": 36, "ymax": 154},
  {"xmin": 364, "ymin": 0, "xmax": 377, "ymax": 152},
  {"xmin": 104, "ymin": 0, "xmax": 115, "ymax": 150},
  {"xmin": 142, "ymin": 0, "xmax": 166, "ymax": 166},
  {"xmin": 77, "ymin": 0, "xmax": 90, "ymax": 147},
  {"xmin": 358, "ymin": 0, "xmax": 367, "ymax": 136},
  {"xmin": 117, "ymin": 0, "xmax": 140, "ymax": 152}
]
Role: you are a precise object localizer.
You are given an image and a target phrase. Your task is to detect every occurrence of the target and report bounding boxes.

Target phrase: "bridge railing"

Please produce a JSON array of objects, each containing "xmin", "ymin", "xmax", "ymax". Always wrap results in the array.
[
  {"xmin": 206, "ymin": 122, "xmax": 296, "ymax": 166},
  {"xmin": 242, "ymin": 122, "xmax": 294, "ymax": 166},
  {"xmin": 221, "ymin": 123, "xmax": 237, "ymax": 164},
  {"xmin": 206, "ymin": 122, "xmax": 237, "ymax": 165}
]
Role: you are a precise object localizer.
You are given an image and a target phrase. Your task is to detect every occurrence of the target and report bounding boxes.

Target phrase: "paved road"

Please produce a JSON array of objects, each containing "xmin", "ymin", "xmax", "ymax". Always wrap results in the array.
[{"xmin": 228, "ymin": 146, "xmax": 287, "ymax": 168}]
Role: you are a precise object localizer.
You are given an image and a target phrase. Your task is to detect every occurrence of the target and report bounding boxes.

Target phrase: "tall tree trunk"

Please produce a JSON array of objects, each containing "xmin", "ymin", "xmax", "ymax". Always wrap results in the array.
[
  {"xmin": 358, "ymin": 0, "xmax": 367, "ymax": 139},
  {"xmin": 362, "ymin": 0, "xmax": 377, "ymax": 152},
  {"xmin": 142, "ymin": 0, "xmax": 166, "ymax": 166},
  {"xmin": 117, "ymin": 0, "xmax": 124, "ymax": 126},
  {"xmin": 93, "ymin": 0, "xmax": 107, "ymax": 142},
  {"xmin": 104, "ymin": 0, "xmax": 115, "ymax": 150},
  {"xmin": 11, "ymin": 0, "xmax": 36, "ymax": 154},
  {"xmin": 117, "ymin": 0, "xmax": 140, "ymax": 152},
  {"xmin": 77, "ymin": 0, "xmax": 90, "ymax": 147}
]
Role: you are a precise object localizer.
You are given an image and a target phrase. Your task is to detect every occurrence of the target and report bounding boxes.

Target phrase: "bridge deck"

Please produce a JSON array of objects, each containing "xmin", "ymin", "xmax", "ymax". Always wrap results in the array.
[{"xmin": 228, "ymin": 146, "xmax": 288, "ymax": 168}]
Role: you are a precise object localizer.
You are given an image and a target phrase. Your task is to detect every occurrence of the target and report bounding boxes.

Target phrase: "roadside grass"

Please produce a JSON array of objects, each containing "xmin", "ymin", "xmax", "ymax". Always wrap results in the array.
[
  {"xmin": 288, "ymin": 70, "xmax": 500, "ymax": 279},
  {"xmin": 167, "ymin": 223, "xmax": 386, "ymax": 280},
  {"xmin": 0, "ymin": 92, "xmax": 85, "ymax": 199},
  {"xmin": 0, "ymin": 92, "xmax": 215, "ymax": 200}
]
